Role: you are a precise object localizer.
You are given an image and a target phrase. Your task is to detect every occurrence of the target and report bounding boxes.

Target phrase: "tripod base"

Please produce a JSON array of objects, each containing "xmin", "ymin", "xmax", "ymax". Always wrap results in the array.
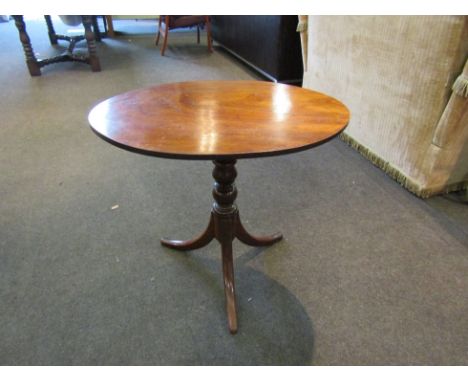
[{"xmin": 161, "ymin": 160, "xmax": 282, "ymax": 334}]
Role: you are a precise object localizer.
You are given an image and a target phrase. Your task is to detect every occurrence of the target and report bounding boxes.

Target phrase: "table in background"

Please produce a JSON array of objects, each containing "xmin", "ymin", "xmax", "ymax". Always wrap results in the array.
[{"xmin": 13, "ymin": 15, "xmax": 101, "ymax": 76}]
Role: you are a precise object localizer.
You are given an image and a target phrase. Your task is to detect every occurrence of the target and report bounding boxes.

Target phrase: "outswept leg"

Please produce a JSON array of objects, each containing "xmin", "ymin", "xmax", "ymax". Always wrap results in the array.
[
  {"xmin": 161, "ymin": 213, "xmax": 215, "ymax": 250},
  {"xmin": 221, "ymin": 239, "xmax": 237, "ymax": 334},
  {"xmin": 235, "ymin": 212, "xmax": 283, "ymax": 246}
]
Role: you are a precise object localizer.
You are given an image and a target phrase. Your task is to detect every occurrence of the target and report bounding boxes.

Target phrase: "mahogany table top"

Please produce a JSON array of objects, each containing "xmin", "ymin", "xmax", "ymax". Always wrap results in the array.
[{"xmin": 88, "ymin": 81, "xmax": 350, "ymax": 159}]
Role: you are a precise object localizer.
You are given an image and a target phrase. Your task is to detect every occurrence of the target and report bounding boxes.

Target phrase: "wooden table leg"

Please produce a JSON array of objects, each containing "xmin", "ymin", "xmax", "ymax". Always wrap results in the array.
[
  {"xmin": 13, "ymin": 15, "xmax": 41, "ymax": 76},
  {"xmin": 91, "ymin": 16, "xmax": 102, "ymax": 42},
  {"xmin": 235, "ymin": 211, "xmax": 283, "ymax": 246},
  {"xmin": 161, "ymin": 214, "xmax": 215, "ymax": 250},
  {"xmin": 221, "ymin": 238, "xmax": 237, "ymax": 333},
  {"xmin": 44, "ymin": 15, "xmax": 58, "ymax": 44},
  {"xmin": 82, "ymin": 15, "xmax": 101, "ymax": 72},
  {"xmin": 161, "ymin": 159, "xmax": 282, "ymax": 334},
  {"xmin": 105, "ymin": 16, "xmax": 115, "ymax": 37}
]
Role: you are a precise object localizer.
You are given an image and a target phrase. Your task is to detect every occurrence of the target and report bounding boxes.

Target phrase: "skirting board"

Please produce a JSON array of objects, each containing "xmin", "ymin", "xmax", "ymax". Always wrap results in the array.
[{"xmin": 214, "ymin": 42, "xmax": 303, "ymax": 85}]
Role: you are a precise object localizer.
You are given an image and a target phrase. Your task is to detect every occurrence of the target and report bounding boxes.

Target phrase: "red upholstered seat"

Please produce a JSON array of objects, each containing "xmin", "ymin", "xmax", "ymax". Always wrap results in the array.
[{"xmin": 155, "ymin": 15, "xmax": 213, "ymax": 56}]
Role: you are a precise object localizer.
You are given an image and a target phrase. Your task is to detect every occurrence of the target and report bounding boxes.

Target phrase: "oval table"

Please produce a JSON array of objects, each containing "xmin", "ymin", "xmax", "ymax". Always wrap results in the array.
[{"xmin": 88, "ymin": 81, "xmax": 350, "ymax": 334}]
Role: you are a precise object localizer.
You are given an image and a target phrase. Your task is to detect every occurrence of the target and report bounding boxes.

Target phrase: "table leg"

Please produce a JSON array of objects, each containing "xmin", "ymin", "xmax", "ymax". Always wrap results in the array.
[
  {"xmin": 221, "ymin": 238, "xmax": 237, "ymax": 333},
  {"xmin": 105, "ymin": 16, "xmax": 115, "ymax": 37},
  {"xmin": 235, "ymin": 211, "xmax": 283, "ymax": 246},
  {"xmin": 91, "ymin": 16, "xmax": 102, "ymax": 42},
  {"xmin": 161, "ymin": 159, "xmax": 282, "ymax": 334},
  {"xmin": 161, "ymin": 214, "xmax": 215, "ymax": 250},
  {"xmin": 13, "ymin": 15, "xmax": 41, "ymax": 76},
  {"xmin": 82, "ymin": 15, "xmax": 101, "ymax": 72},
  {"xmin": 44, "ymin": 15, "xmax": 58, "ymax": 44}
]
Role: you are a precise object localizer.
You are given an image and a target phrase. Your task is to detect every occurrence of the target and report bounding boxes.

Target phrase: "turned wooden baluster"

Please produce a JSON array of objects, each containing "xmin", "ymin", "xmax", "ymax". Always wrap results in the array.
[
  {"xmin": 82, "ymin": 15, "xmax": 101, "ymax": 72},
  {"xmin": 13, "ymin": 15, "xmax": 41, "ymax": 76}
]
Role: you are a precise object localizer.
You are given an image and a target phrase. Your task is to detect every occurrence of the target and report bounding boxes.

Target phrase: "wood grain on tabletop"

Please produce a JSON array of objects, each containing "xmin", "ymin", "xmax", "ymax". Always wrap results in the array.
[{"xmin": 88, "ymin": 80, "xmax": 350, "ymax": 159}]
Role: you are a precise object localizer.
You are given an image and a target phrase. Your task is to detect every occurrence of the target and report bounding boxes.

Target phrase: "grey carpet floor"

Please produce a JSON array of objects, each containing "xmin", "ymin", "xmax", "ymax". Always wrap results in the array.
[{"xmin": 0, "ymin": 17, "xmax": 467, "ymax": 365}]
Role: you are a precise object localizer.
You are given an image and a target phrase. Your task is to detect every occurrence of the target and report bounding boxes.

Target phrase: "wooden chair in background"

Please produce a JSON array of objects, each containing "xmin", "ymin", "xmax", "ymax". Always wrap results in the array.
[{"xmin": 155, "ymin": 16, "xmax": 212, "ymax": 56}]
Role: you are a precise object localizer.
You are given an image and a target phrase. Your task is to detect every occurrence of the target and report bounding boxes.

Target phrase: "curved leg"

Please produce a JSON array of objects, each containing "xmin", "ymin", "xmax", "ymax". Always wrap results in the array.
[
  {"xmin": 155, "ymin": 16, "xmax": 162, "ymax": 45},
  {"xmin": 160, "ymin": 16, "xmax": 170, "ymax": 56},
  {"xmin": 235, "ymin": 212, "xmax": 283, "ymax": 247},
  {"xmin": 161, "ymin": 213, "xmax": 215, "ymax": 250},
  {"xmin": 221, "ymin": 239, "xmax": 237, "ymax": 334}
]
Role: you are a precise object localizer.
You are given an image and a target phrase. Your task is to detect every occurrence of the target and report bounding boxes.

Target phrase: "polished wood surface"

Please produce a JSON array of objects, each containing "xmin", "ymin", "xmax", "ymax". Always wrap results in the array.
[{"xmin": 88, "ymin": 81, "xmax": 349, "ymax": 159}]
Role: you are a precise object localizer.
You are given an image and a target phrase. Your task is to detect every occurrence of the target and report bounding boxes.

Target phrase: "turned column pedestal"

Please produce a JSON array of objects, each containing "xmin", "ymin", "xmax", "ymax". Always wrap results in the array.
[{"xmin": 161, "ymin": 160, "xmax": 282, "ymax": 333}]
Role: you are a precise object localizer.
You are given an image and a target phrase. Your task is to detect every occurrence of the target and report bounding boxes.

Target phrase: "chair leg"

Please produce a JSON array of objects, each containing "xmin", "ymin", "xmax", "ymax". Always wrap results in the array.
[
  {"xmin": 197, "ymin": 25, "xmax": 200, "ymax": 44},
  {"xmin": 155, "ymin": 16, "xmax": 162, "ymax": 45},
  {"xmin": 205, "ymin": 16, "xmax": 213, "ymax": 53},
  {"xmin": 160, "ymin": 16, "xmax": 170, "ymax": 56}
]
